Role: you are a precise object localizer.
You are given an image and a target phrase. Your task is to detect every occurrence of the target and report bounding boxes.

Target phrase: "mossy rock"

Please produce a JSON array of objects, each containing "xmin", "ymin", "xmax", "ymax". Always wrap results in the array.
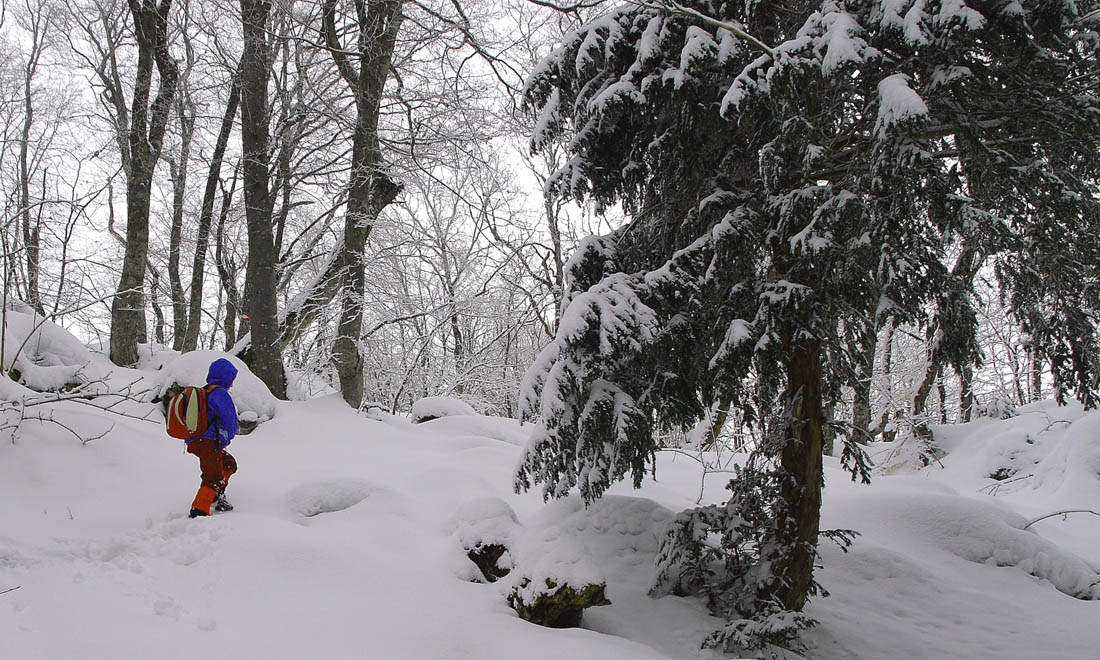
[
  {"xmin": 508, "ymin": 579, "xmax": 611, "ymax": 628},
  {"xmin": 468, "ymin": 543, "xmax": 511, "ymax": 583}
]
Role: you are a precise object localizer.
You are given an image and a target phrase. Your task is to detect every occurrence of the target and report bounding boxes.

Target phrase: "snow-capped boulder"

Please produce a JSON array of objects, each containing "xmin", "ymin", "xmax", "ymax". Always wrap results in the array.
[
  {"xmin": 154, "ymin": 351, "xmax": 278, "ymax": 428},
  {"xmin": 450, "ymin": 497, "xmax": 520, "ymax": 583},
  {"xmin": 410, "ymin": 395, "xmax": 478, "ymax": 423},
  {"xmin": 0, "ymin": 302, "xmax": 109, "ymax": 392}
]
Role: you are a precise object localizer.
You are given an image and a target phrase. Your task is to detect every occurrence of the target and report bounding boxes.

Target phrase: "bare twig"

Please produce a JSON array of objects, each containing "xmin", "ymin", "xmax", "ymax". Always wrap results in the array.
[
  {"xmin": 1023, "ymin": 509, "xmax": 1100, "ymax": 530},
  {"xmin": 525, "ymin": 0, "xmax": 605, "ymax": 12},
  {"xmin": 978, "ymin": 472, "xmax": 1033, "ymax": 495},
  {"xmin": 0, "ymin": 586, "xmax": 21, "ymax": 596}
]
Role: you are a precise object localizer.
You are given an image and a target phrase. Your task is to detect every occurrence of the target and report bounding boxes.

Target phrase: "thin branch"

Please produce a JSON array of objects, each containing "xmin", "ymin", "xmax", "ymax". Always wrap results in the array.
[
  {"xmin": 1023, "ymin": 509, "xmax": 1100, "ymax": 530},
  {"xmin": 524, "ymin": 0, "xmax": 605, "ymax": 12}
]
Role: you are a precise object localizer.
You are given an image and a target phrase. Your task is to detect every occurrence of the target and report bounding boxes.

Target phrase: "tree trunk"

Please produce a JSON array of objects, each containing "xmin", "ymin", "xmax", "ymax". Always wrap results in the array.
[
  {"xmin": 183, "ymin": 73, "xmax": 241, "ymax": 352},
  {"xmin": 109, "ymin": 0, "xmax": 179, "ymax": 366},
  {"xmin": 774, "ymin": 340, "xmax": 824, "ymax": 612},
  {"xmin": 19, "ymin": 44, "xmax": 43, "ymax": 316},
  {"xmin": 215, "ymin": 168, "xmax": 242, "ymax": 349},
  {"xmin": 912, "ymin": 348, "xmax": 938, "ymax": 417},
  {"xmin": 912, "ymin": 244, "xmax": 983, "ymax": 423},
  {"xmin": 239, "ymin": 0, "xmax": 286, "ymax": 398},
  {"xmin": 880, "ymin": 320, "xmax": 898, "ymax": 442},
  {"xmin": 960, "ymin": 365, "xmax": 974, "ymax": 422},
  {"xmin": 148, "ymin": 262, "xmax": 166, "ymax": 345},
  {"xmin": 324, "ymin": 0, "xmax": 404, "ymax": 408},
  {"xmin": 851, "ymin": 321, "xmax": 876, "ymax": 443},
  {"xmin": 1030, "ymin": 349, "xmax": 1042, "ymax": 402},
  {"xmin": 168, "ymin": 94, "xmax": 195, "ymax": 350},
  {"xmin": 938, "ymin": 380, "xmax": 948, "ymax": 424},
  {"xmin": 278, "ymin": 243, "xmax": 346, "ymax": 349},
  {"xmin": 702, "ymin": 398, "xmax": 729, "ymax": 450}
]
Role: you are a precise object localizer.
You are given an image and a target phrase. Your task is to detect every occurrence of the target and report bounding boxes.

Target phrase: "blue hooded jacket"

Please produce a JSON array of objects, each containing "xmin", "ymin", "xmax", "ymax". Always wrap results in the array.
[{"xmin": 188, "ymin": 358, "xmax": 239, "ymax": 449}]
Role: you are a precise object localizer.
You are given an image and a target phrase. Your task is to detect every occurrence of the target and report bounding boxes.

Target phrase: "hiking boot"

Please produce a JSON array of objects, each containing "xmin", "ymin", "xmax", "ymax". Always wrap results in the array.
[
  {"xmin": 213, "ymin": 493, "xmax": 234, "ymax": 512},
  {"xmin": 189, "ymin": 508, "xmax": 208, "ymax": 518}
]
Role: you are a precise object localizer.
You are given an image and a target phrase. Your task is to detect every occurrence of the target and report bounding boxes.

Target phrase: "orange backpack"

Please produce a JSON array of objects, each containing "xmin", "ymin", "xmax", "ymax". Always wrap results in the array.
[{"xmin": 165, "ymin": 385, "xmax": 217, "ymax": 439}]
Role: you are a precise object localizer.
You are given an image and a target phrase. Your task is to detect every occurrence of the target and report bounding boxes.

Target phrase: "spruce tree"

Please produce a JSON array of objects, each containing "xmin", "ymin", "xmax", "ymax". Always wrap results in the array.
[{"xmin": 515, "ymin": 0, "xmax": 1100, "ymax": 652}]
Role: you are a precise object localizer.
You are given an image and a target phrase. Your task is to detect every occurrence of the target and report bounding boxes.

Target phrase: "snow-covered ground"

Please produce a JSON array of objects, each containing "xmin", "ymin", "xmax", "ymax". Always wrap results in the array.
[{"xmin": 1, "ymin": 314, "xmax": 1097, "ymax": 659}]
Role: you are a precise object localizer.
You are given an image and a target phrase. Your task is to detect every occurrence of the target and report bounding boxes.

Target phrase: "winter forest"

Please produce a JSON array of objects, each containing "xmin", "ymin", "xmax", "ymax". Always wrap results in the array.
[{"xmin": 1, "ymin": 0, "xmax": 1099, "ymax": 658}]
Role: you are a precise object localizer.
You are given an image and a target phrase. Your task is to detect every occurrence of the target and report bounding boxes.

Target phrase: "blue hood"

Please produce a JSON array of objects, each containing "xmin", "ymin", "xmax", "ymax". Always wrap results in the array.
[{"xmin": 206, "ymin": 358, "xmax": 238, "ymax": 387}]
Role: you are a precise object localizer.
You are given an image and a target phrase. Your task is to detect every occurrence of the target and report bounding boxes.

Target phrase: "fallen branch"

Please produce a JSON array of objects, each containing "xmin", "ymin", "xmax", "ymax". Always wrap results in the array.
[
  {"xmin": 1023, "ymin": 509, "xmax": 1100, "ymax": 530},
  {"xmin": 979, "ymin": 472, "xmax": 1033, "ymax": 496},
  {"xmin": 2, "ymin": 375, "xmax": 159, "ymax": 444}
]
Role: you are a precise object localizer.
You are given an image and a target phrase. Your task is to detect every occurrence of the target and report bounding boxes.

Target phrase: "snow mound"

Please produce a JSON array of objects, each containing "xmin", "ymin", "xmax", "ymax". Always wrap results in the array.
[
  {"xmin": 0, "ymin": 303, "xmax": 109, "ymax": 391},
  {"xmin": 155, "ymin": 351, "xmax": 278, "ymax": 422},
  {"xmin": 410, "ymin": 395, "xmax": 478, "ymax": 422},
  {"xmin": 418, "ymin": 414, "xmax": 529, "ymax": 446},
  {"xmin": 508, "ymin": 495, "xmax": 675, "ymax": 595},
  {"xmin": 450, "ymin": 497, "xmax": 520, "ymax": 549},
  {"xmin": 449, "ymin": 497, "xmax": 520, "ymax": 582},
  {"xmin": 929, "ymin": 400, "xmax": 1098, "ymax": 506},
  {"xmin": 838, "ymin": 487, "xmax": 1100, "ymax": 599},
  {"xmin": 1029, "ymin": 411, "xmax": 1100, "ymax": 504},
  {"xmin": 286, "ymin": 479, "xmax": 386, "ymax": 517}
]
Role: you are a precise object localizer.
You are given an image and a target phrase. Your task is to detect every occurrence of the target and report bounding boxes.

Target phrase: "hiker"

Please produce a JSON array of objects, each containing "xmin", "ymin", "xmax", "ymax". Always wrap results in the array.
[{"xmin": 185, "ymin": 358, "xmax": 240, "ymax": 518}]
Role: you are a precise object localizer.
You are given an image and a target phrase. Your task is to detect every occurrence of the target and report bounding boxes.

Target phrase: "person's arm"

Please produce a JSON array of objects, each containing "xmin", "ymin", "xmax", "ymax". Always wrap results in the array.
[{"xmin": 209, "ymin": 389, "xmax": 239, "ymax": 443}]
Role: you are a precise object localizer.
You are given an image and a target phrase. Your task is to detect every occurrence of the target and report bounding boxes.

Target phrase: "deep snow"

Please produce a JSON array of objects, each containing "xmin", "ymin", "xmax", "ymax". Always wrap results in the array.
[{"xmin": 1, "ymin": 325, "xmax": 1098, "ymax": 659}]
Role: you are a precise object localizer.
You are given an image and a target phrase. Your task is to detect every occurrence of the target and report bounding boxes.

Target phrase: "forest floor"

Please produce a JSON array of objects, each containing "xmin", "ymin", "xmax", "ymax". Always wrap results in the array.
[{"xmin": 0, "ymin": 345, "xmax": 1097, "ymax": 659}]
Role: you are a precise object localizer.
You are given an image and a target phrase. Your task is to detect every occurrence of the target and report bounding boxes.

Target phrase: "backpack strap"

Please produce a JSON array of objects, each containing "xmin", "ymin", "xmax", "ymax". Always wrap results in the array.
[{"xmin": 203, "ymin": 384, "xmax": 221, "ymax": 440}]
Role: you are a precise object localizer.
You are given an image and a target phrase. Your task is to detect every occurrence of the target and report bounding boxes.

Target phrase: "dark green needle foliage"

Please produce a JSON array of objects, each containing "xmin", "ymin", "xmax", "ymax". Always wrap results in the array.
[{"xmin": 515, "ymin": 0, "xmax": 1100, "ymax": 653}]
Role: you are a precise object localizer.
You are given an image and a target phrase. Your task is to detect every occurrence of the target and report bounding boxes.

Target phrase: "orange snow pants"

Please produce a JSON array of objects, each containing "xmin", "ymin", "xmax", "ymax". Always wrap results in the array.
[{"xmin": 187, "ymin": 437, "xmax": 237, "ymax": 514}]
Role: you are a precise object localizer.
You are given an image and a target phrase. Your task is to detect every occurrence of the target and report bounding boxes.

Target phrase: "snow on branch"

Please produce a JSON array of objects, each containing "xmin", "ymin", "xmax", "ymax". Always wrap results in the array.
[
  {"xmin": 632, "ymin": 0, "xmax": 776, "ymax": 58},
  {"xmin": 875, "ymin": 74, "xmax": 929, "ymax": 137}
]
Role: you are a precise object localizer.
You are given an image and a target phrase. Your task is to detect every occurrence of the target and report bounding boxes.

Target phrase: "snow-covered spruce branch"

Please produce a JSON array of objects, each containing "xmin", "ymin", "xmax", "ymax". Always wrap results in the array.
[
  {"xmin": 1023, "ymin": 510, "xmax": 1100, "ymax": 530},
  {"xmin": 632, "ymin": 0, "xmax": 776, "ymax": 57}
]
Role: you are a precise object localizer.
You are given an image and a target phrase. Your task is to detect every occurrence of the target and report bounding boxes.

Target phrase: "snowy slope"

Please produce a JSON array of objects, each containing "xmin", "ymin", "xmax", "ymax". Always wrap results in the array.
[{"xmin": 1, "ymin": 360, "xmax": 1098, "ymax": 658}]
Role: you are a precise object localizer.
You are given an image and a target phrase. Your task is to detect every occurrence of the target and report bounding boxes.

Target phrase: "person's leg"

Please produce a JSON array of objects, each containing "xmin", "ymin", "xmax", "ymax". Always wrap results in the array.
[
  {"xmin": 213, "ymin": 450, "xmax": 237, "ymax": 512},
  {"xmin": 220, "ymin": 450, "xmax": 237, "ymax": 489},
  {"xmin": 187, "ymin": 438, "xmax": 225, "ymax": 515}
]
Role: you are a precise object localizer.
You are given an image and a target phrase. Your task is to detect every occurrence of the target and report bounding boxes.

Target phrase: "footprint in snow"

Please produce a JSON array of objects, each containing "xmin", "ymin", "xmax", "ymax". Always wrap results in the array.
[{"xmin": 285, "ymin": 479, "xmax": 390, "ymax": 518}]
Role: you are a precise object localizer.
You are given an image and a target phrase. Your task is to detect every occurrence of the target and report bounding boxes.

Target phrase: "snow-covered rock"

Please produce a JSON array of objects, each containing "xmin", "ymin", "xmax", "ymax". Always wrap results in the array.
[
  {"xmin": 0, "ymin": 303, "xmax": 110, "ymax": 392},
  {"xmin": 154, "ymin": 350, "xmax": 278, "ymax": 423},
  {"xmin": 410, "ymin": 395, "xmax": 478, "ymax": 423}
]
